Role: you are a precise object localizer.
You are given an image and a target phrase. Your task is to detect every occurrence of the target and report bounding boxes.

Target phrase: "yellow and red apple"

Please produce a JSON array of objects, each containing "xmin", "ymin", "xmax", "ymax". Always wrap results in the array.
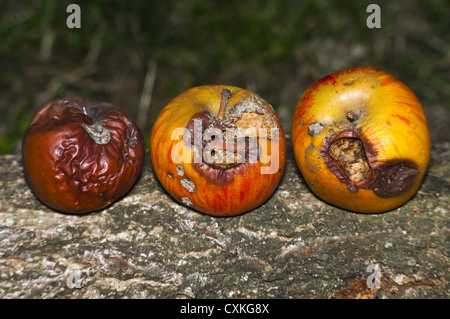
[
  {"xmin": 150, "ymin": 85, "xmax": 286, "ymax": 216},
  {"xmin": 292, "ymin": 67, "xmax": 430, "ymax": 213}
]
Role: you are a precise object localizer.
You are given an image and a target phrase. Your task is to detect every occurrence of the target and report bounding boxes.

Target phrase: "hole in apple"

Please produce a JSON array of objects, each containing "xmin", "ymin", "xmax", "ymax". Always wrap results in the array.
[
  {"xmin": 184, "ymin": 89, "xmax": 280, "ymax": 185},
  {"xmin": 328, "ymin": 137, "xmax": 370, "ymax": 183},
  {"xmin": 323, "ymin": 131, "xmax": 420, "ymax": 197}
]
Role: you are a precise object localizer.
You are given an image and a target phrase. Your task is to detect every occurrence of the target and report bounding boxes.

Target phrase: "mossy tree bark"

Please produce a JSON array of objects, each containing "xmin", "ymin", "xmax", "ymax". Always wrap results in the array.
[{"xmin": 0, "ymin": 139, "xmax": 448, "ymax": 298}]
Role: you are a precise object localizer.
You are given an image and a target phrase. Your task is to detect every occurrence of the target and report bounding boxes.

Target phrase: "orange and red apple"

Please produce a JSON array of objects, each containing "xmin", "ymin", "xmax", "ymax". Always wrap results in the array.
[{"xmin": 151, "ymin": 85, "xmax": 286, "ymax": 216}]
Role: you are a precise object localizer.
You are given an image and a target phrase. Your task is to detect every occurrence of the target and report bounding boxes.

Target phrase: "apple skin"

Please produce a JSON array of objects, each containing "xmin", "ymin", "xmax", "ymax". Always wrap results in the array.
[
  {"xmin": 291, "ymin": 67, "xmax": 430, "ymax": 213},
  {"xmin": 22, "ymin": 97, "xmax": 145, "ymax": 214},
  {"xmin": 150, "ymin": 85, "xmax": 286, "ymax": 217}
]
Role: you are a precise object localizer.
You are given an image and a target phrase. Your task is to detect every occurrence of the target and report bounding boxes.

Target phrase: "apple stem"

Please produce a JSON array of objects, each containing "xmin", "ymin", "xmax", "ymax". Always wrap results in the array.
[
  {"xmin": 347, "ymin": 111, "xmax": 358, "ymax": 122},
  {"xmin": 81, "ymin": 123, "xmax": 111, "ymax": 145},
  {"xmin": 217, "ymin": 89, "xmax": 232, "ymax": 119}
]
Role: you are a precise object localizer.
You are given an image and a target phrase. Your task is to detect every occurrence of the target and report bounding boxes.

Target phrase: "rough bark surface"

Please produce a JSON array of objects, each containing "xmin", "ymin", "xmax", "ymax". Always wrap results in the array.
[{"xmin": 0, "ymin": 138, "xmax": 449, "ymax": 299}]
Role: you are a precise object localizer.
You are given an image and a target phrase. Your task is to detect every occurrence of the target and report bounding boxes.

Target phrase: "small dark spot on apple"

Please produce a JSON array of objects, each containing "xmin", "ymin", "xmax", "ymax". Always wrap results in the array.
[{"xmin": 346, "ymin": 111, "xmax": 358, "ymax": 122}]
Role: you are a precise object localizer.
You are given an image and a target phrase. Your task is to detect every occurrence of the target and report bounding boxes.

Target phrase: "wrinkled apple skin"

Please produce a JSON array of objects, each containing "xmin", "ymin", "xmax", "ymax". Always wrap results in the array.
[
  {"xmin": 150, "ymin": 85, "xmax": 286, "ymax": 217},
  {"xmin": 292, "ymin": 67, "xmax": 431, "ymax": 213},
  {"xmin": 22, "ymin": 97, "xmax": 145, "ymax": 214}
]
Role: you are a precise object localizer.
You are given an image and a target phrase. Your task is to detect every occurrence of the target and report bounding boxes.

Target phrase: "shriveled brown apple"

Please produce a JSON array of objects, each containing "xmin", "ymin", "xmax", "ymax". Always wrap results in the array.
[{"xmin": 22, "ymin": 97, "xmax": 145, "ymax": 214}]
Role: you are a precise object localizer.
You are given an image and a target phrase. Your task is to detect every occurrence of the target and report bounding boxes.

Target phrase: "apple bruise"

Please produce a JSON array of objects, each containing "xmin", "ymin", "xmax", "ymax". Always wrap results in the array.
[
  {"xmin": 322, "ymin": 130, "xmax": 420, "ymax": 198},
  {"xmin": 184, "ymin": 89, "xmax": 277, "ymax": 185}
]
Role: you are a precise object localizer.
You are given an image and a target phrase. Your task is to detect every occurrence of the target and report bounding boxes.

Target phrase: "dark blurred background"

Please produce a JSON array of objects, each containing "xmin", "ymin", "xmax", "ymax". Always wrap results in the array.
[{"xmin": 1, "ymin": 0, "xmax": 449, "ymax": 154}]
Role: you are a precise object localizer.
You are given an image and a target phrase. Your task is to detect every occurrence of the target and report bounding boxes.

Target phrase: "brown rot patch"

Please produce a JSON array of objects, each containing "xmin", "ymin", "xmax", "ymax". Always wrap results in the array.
[
  {"xmin": 322, "ymin": 130, "xmax": 419, "ymax": 197},
  {"xmin": 369, "ymin": 160, "xmax": 419, "ymax": 198},
  {"xmin": 184, "ymin": 89, "xmax": 277, "ymax": 185},
  {"xmin": 328, "ymin": 138, "xmax": 370, "ymax": 183}
]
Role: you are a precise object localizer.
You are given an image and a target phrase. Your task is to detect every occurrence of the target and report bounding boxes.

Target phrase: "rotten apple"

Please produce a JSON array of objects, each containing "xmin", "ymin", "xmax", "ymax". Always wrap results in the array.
[
  {"xmin": 292, "ymin": 67, "xmax": 430, "ymax": 213},
  {"xmin": 150, "ymin": 85, "xmax": 286, "ymax": 216},
  {"xmin": 22, "ymin": 97, "xmax": 145, "ymax": 214}
]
